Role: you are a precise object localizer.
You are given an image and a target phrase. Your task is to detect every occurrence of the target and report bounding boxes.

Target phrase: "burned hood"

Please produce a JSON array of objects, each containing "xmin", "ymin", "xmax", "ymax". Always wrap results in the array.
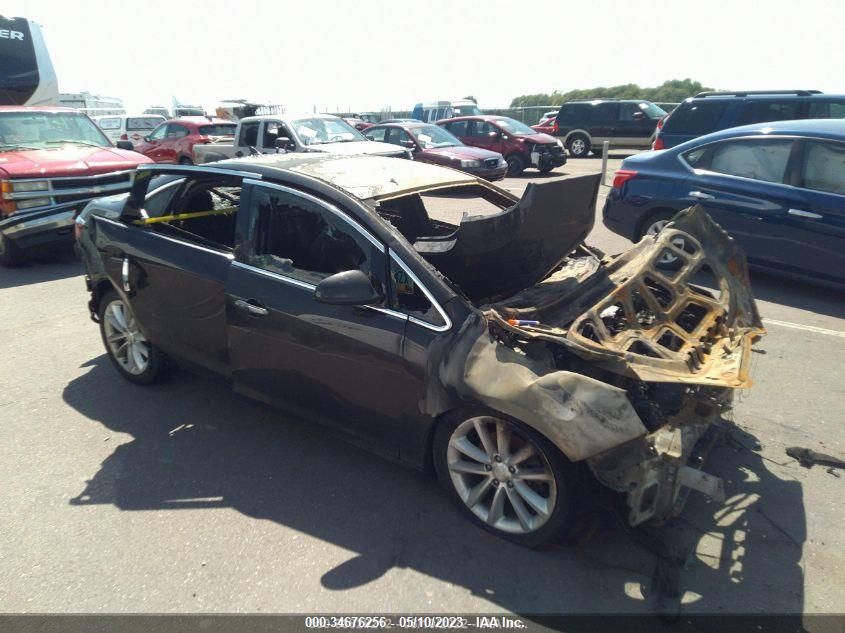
[
  {"xmin": 414, "ymin": 173, "xmax": 601, "ymax": 303},
  {"xmin": 488, "ymin": 206, "xmax": 765, "ymax": 388}
]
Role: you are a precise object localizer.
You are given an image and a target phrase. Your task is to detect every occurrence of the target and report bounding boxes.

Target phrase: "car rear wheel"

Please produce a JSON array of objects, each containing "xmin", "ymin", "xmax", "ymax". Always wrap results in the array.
[
  {"xmin": 567, "ymin": 134, "xmax": 590, "ymax": 158},
  {"xmin": 639, "ymin": 211, "xmax": 687, "ymax": 268},
  {"xmin": 434, "ymin": 409, "xmax": 575, "ymax": 548},
  {"xmin": 99, "ymin": 290, "xmax": 170, "ymax": 385},
  {"xmin": 505, "ymin": 154, "xmax": 526, "ymax": 176},
  {"xmin": 0, "ymin": 232, "xmax": 26, "ymax": 267}
]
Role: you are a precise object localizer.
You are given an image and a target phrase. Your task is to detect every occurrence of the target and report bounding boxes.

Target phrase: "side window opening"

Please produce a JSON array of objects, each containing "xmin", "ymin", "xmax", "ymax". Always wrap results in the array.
[
  {"xmin": 801, "ymin": 141, "xmax": 845, "ymax": 195},
  {"xmin": 247, "ymin": 186, "xmax": 386, "ymax": 298},
  {"xmin": 707, "ymin": 139, "xmax": 793, "ymax": 183},
  {"xmin": 148, "ymin": 177, "xmax": 242, "ymax": 250}
]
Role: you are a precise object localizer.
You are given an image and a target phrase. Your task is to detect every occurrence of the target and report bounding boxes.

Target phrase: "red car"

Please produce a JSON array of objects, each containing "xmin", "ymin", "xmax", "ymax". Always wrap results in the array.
[
  {"xmin": 438, "ymin": 115, "xmax": 566, "ymax": 176},
  {"xmin": 133, "ymin": 117, "xmax": 236, "ymax": 164},
  {"xmin": 364, "ymin": 122, "xmax": 507, "ymax": 180}
]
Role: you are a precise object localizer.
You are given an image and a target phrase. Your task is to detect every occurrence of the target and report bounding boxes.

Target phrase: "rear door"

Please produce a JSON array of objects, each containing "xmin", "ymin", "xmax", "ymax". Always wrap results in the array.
[
  {"xmin": 588, "ymin": 102, "xmax": 618, "ymax": 146},
  {"xmin": 225, "ymin": 180, "xmax": 413, "ymax": 456},
  {"xmin": 682, "ymin": 137, "xmax": 803, "ymax": 271},
  {"xmin": 96, "ymin": 173, "xmax": 238, "ymax": 375}
]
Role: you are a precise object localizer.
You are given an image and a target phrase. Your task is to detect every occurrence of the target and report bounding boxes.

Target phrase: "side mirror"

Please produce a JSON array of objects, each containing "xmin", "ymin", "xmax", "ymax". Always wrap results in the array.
[
  {"xmin": 488, "ymin": 130, "xmax": 501, "ymax": 138},
  {"xmin": 314, "ymin": 270, "xmax": 384, "ymax": 306},
  {"xmin": 143, "ymin": 136, "xmax": 151, "ymax": 142},
  {"xmin": 115, "ymin": 140, "xmax": 134, "ymax": 151},
  {"xmin": 402, "ymin": 140, "xmax": 416, "ymax": 149},
  {"xmin": 275, "ymin": 136, "xmax": 294, "ymax": 151},
  {"xmin": 632, "ymin": 111, "xmax": 646, "ymax": 121}
]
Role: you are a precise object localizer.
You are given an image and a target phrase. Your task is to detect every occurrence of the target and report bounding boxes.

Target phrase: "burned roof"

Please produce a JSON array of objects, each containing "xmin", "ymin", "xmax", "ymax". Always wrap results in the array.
[{"xmin": 215, "ymin": 153, "xmax": 480, "ymax": 201}]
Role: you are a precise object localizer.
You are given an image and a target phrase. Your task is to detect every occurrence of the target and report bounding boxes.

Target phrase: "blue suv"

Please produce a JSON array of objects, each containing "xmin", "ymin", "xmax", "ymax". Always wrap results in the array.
[
  {"xmin": 603, "ymin": 119, "xmax": 845, "ymax": 286},
  {"xmin": 655, "ymin": 90, "xmax": 845, "ymax": 149}
]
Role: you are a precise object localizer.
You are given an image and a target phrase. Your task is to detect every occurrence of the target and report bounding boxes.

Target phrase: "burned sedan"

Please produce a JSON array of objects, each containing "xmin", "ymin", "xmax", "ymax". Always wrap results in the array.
[{"xmin": 76, "ymin": 155, "xmax": 765, "ymax": 547}]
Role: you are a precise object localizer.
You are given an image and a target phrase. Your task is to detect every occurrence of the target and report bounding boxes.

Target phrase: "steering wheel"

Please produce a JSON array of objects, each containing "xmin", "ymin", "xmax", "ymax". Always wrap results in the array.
[{"xmin": 328, "ymin": 135, "xmax": 346, "ymax": 142}]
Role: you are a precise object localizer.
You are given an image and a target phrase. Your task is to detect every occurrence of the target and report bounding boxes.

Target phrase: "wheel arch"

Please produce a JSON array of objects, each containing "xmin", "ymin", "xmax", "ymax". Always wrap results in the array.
[
  {"xmin": 634, "ymin": 206, "xmax": 685, "ymax": 241},
  {"xmin": 564, "ymin": 129, "xmax": 591, "ymax": 147}
]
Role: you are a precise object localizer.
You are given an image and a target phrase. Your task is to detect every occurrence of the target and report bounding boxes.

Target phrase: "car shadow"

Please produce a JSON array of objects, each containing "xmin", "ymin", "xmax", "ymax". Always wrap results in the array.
[
  {"xmin": 0, "ymin": 247, "xmax": 83, "ymax": 289},
  {"xmin": 748, "ymin": 269, "xmax": 845, "ymax": 320},
  {"xmin": 62, "ymin": 357, "xmax": 807, "ymax": 623}
]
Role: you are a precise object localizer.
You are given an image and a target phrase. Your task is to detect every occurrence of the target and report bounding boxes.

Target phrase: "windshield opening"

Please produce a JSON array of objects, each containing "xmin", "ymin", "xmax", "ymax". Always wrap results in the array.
[
  {"xmin": 292, "ymin": 117, "xmax": 366, "ymax": 146},
  {"xmin": 410, "ymin": 125, "xmax": 461, "ymax": 149},
  {"xmin": 0, "ymin": 111, "xmax": 111, "ymax": 150},
  {"xmin": 492, "ymin": 117, "xmax": 537, "ymax": 135}
]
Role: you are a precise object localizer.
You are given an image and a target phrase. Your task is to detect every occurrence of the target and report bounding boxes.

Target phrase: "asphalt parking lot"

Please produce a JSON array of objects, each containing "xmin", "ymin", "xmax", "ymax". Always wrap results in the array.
[{"xmin": 0, "ymin": 153, "xmax": 843, "ymax": 622}]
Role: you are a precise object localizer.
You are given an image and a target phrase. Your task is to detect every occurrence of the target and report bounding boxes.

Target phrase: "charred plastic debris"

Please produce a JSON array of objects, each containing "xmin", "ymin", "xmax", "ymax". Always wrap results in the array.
[{"xmin": 377, "ymin": 174, "xmax": 766, "ymax": 528}]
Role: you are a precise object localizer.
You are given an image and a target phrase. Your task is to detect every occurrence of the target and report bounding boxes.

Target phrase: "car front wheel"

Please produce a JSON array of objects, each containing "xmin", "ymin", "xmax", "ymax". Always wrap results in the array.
[
  {"xmin": 639, "ymin": 210, "xmax": 687, "ymax": 268},
  {"xmin": 434, "ymin": 410, "xmax": 575, "ymax": 548},
  {"xmin": 567, "ymin": 134, "xmax": 591, "ymax": 158},
  {"xmin": 0, "ymin": 232, "xmax": 26, "ymax": 267},
  {"xmin": 98, "ymin": 290, "xmax": 170, "ymax": 385},
  {"xmin": 505, "ymin": 154, "xmax": 526, "ymax": 176}
]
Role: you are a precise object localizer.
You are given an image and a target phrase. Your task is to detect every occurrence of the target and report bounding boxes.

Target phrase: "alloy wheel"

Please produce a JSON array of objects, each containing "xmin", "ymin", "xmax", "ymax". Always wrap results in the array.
[
  {"xmin": 446, "ymin": 416, "xmax": 557, "ymax": 535},
  {"xmin": 646, "ymin": 219, "xmax": 687, "ymax": 265},
  {"xmin": 102, "ymin": 299, "xmax": 150, "ymax": 375},
  {"xmin": 569, "ymin": 138, "xmax": 586, "ymax": 156}
]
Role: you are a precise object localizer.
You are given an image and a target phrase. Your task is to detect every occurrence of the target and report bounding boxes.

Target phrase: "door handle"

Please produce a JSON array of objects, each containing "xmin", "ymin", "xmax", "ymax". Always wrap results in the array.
[
  {"xmin": 788, "ymin": 208, "xmax": 823, "ymax": 219},
  {"xmin": 688, "ymin": 191, "xmax": 715, "ymax": 200},
  {"xmin": 234, "ymin": 299, "xmax": 269, "ymax": 316}
]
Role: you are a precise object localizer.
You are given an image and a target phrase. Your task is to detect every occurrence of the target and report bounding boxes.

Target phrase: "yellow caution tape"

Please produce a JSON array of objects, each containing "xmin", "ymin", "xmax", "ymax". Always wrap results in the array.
[{"xmin": 133, "ymin": 207, "xmax": 237, "ymax": 225}]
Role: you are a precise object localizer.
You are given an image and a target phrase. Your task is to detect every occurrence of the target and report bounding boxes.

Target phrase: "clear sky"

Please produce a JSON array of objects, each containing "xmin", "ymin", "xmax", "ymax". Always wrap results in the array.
[{"xmin": 8, "ymin": 0, "xmax": 845, "ymax": 114}]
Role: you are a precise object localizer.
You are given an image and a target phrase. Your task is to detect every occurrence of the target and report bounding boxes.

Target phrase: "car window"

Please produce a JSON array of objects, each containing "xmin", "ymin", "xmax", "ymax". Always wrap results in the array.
[
  {"xmin": 706, "ymin": 139, "xmax": 793, "ymax": 183},
  {"xmin": 127, "ymin": 117, "xmax": 164, "ymax": 131},
  {"xmin": 470, "ymin": 121, "xmax": 494, "ymax": 137},
  {"xmin": 662, "ymin": 101, "xmax": 729, "ymax": 136},
  {"xmin": 739, "ymin": 100, "xmax": 802, "ymax": 125},
  {"xmin": 619, "ymin": 103, "xmax": 641, "ymax": 120},
  {"xmin": 247, "ymin": 185, "xmax": 386, "ymax": 295},
  {"xmin": 261, "ymin": 121, "xmax": 290, "ymax": 147},
  {"xmin": 240, "ymin": 121, "xmax": 260, "ymax": 146},
  {"xmin": 386, "ymin": 128, "xmax": 413, "ymax": 147},
  {"xmin": 97, "ymin": 117, "xmax": 121, "ymax": 130},
  {"xmin": 365, "ymin": 127, "xmax": 387, "ymax": 142},
  {"xmin": 165, "ymin": 124, "xmax": 189, "ymax": 139},
  {"xmin": 389, "ymin": 255, "xmax": 446, "ymax": 328},
  {"xmin": 801, "ymin": 141, "xmax": 845, "ymax": 195},
  {"xmin": 446, "ymin": 120, "xmax": 468, "ymax": 137},
  {"xmin": 591, "ymin": 103, "xmax": 619, "ymax": 124},
  {"xmin": 148, "ymin": 124, "xmax": 167, "ymax": 141},
  {"xmin": 808, "ymin": 101, "xmax": 845, "ymax": 118},
  {"xmin": 144, "ymin": 178, "xmax": 185, "ymax": 216},
  {"xmin": 556, "ymin": 104, "xmax": 588, "ymax": 127},
  {"xmin": 199, "ymin": 124, "xmax": 236, "ymax": 136}
]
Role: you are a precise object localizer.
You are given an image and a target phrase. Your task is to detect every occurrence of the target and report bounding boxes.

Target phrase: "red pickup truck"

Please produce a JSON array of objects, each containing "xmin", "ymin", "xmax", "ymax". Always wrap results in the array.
[{"xmin": 0, "ymin": 106, "xmax": 152, "ymax": 266}]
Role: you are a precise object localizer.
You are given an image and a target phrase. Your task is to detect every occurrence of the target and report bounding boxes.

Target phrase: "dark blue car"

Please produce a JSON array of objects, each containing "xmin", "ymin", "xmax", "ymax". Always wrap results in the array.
[{"xmin": 603, "ymin": 119, "xmax": 845, "ymax": 285}]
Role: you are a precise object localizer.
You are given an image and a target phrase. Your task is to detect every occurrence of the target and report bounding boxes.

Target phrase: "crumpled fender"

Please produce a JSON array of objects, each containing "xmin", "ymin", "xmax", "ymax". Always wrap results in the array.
[{"xmin": 436, "ymin": 314, "xmax": 647, "ymax": 462}]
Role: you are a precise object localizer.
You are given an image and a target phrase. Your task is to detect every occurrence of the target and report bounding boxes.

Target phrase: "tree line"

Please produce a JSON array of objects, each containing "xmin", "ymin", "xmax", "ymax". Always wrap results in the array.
[{"xmin": 509, "ymin": 79, "xmax": 714, "ymax": 107}]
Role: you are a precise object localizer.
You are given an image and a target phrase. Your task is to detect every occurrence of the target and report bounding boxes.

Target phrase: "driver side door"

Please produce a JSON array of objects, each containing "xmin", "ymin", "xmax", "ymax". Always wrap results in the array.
[{"xmin": 225, "ymin": 181, "xmax": 413, "ymax": 457}]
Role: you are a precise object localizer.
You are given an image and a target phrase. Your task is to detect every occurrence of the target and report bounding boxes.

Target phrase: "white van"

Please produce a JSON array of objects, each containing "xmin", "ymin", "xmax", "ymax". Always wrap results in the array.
[
  {"xmin": 0, "ymin": 16, "xmax": 58, "ymax": 106},
  {"xmin": 93, "ymin": 114, "xmax": 166, "ymax": 146}
]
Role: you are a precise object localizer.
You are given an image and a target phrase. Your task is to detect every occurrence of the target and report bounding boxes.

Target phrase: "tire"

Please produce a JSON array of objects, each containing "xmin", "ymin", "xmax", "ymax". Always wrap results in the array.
[
  {"xmin": 638, "ymin": 210, "xmax": 686, "ymax": 270},
  {"xmin": 0, "ymin": 231, "xmax": 26, "ymax": 267},
  {"xmin": 433, "ymin": 408, "xmax": 576, "ymax": 548},
  {"xmin": 567, "ymin": 134, "xmax": 591, "ymax": 158},
  {"xmin": 179, "ymin": 156, "xmax": 193, "ymax": 165},
  {"xmin": 538, "ymin": 165, "xmax": 555, "ymax": 174},
  {"xmin": 505, "ymin": 154, "xmax": 526, "ymax": 176},
  {"xmin": 98, "ymin": 290, "xmax": 171, "ymax": 385}
]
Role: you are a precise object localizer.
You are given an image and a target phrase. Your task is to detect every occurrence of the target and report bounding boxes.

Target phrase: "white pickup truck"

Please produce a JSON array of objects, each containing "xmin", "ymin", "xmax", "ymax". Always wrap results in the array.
[{"xmin": 193, "ymin": 113, "xmax": 409, "ymax": 164}]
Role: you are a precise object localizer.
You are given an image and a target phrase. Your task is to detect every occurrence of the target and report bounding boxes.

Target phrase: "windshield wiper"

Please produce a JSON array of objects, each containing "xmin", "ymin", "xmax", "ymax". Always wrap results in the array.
[
  {"xmin": 45, "ymin": 140, "xmax": 106, "ymax": 148},
  {"xmin": 0, "ymin": 144, "xmax": 42, "ymax": 151}
]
